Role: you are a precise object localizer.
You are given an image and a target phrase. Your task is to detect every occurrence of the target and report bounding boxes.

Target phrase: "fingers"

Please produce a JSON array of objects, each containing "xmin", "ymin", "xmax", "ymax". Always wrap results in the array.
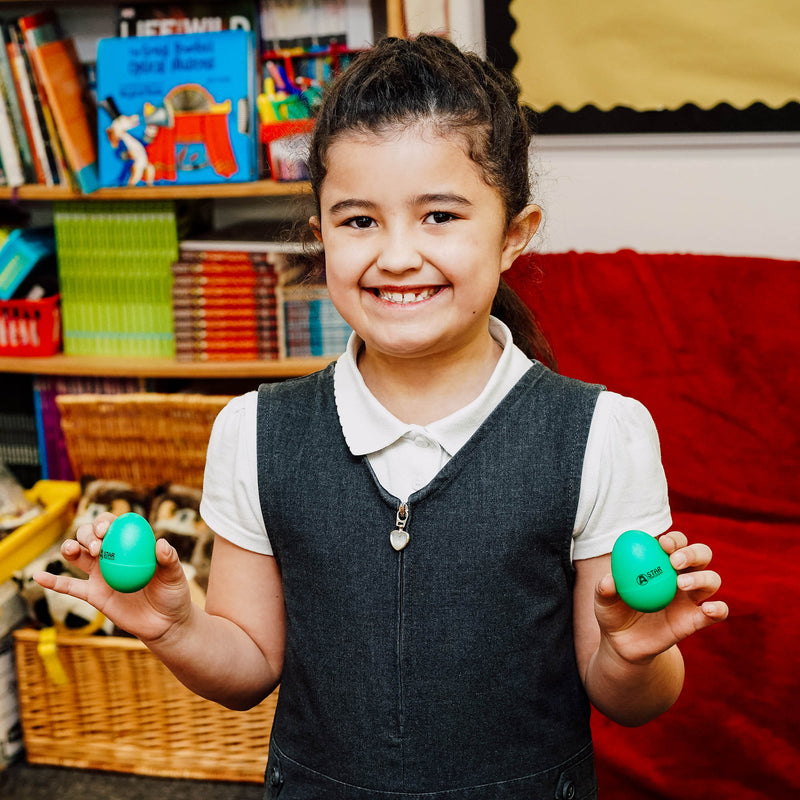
[
  {"xmin": 33, "ymin": 569, "xmax": 91, "ymax": 603},
  {"xmin": 669, "ymin": 541, "xmax": 713, "ymax": 572},
  {"xmin": 699, "ymin": 600, "xmax": 729, "ymax": 622},
  {"xmin": 75, "ymin": 512, "xmax": 116, "ymax": 557},
  {"xmin": 661, "ymin": 529, "xmax": 728, "ymax": 625}
]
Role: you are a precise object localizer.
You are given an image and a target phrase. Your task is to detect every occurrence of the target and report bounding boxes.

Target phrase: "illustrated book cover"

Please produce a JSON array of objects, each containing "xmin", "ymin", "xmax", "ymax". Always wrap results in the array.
[{"xmin": 96, "ymin": 29, "xmax": 257, "ymax": 187}]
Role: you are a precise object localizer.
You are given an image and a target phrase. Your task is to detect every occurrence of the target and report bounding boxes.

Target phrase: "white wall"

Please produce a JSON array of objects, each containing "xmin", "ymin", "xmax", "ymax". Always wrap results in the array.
[{"xmin": 529, "ymin": 132, "xmax": 800, "ymax": 261}]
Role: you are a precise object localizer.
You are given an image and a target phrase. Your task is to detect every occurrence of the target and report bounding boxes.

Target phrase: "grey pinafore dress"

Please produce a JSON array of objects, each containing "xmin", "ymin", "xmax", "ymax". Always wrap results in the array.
[{"xmin": 256, "ymin": 361, "xmax": 602, "ymax": 799}]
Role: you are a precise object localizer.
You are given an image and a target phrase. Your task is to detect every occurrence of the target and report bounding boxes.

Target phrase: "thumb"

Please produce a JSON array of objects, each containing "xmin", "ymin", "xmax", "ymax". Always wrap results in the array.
[
  {"xmin": 595, "ymin": 572, "xmax": 619, "ymax": 608},
  {"xmin": 154, "ymin": 538, "xmax": 187, "ymax": 584}
]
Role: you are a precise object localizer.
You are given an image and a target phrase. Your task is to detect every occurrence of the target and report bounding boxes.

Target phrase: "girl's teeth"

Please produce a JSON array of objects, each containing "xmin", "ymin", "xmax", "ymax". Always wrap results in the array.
[{"xmin": 379, "ymin": 289, "xmax": 436, "ymax": 303}]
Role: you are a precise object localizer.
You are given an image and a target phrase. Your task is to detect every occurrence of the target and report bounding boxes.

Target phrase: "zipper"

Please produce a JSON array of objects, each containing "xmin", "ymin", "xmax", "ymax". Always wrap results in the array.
[
  {"xmin": 393, "ymin": 502, "xmax": 409, "ymax": 746},
  {"xmin": 390, "ymin": 502, "xmax": 410, "ymax": 551}
]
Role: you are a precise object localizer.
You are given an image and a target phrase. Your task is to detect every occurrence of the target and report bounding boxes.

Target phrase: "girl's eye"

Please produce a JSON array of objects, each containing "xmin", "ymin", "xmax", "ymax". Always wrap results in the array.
[
  {"xmin": 345, "ymin": 216, "xmax": 375, "ymax": 229},
  {"xmin": 425, "ymin": 211, "xmax": 456, "ymax": 224}
]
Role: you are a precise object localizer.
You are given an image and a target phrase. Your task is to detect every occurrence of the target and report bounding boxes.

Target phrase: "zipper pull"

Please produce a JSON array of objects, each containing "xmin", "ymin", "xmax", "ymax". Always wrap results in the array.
[{"xmin": 390, "ymin": 503, "xmax": 410, "ymax": 551}]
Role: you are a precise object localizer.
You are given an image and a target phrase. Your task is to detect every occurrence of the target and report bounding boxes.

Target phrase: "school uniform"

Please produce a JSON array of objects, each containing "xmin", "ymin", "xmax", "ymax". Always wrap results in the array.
[{"xmin": 201, "ymin": 318, "xmax": 671, "ymax": 799}]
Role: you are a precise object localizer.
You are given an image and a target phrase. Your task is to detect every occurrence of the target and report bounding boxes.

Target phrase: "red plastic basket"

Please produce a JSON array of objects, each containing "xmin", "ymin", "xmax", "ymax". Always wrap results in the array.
[{"xmin": 0, "ymin": 294, "xmax": 61, "ymax": 356}]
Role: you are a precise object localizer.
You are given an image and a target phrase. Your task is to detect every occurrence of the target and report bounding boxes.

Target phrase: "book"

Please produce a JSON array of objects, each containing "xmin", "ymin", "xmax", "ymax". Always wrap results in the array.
[
  {"xmin": 0, "ymin": 74, "xmax": 23, "ymax": 187},
  {"xmin": 259, "ymin": 0, "xmax": 373, "ymax": 51},
  {"xmin": 53, "ymin": 200, "xmax": 179, "ymax": 357},
  {"xmin": 19, "ymin": 10, "xmax": 100, "ymax": 194},
  {"xmin": 4, "ymin": 23, "xmax": 52, "ymax": 185},
  {"xmin": 14, "ymin": 22, "xmax": 62, "ymax": 185},
  {"xmin": 0, "ymin": 26, "xmax": 35, "ymax": 184},
  {"xmin": 96, "ymin": 29, "xmax": 258, "ymax": 187},
  {"xmin": 117, "ymin": 2, "xmax": 259, "ymax": 38},
  {"xmin": 14, "ymin": 15, "xmax": 68, "ymax": 187},
  {"xmin": 278, "ymin": 281, "xmax": 351, "ymax": 358},
  {"xmin": 0, "ymin": 227, "xmax": 56, "ymax": 301}
]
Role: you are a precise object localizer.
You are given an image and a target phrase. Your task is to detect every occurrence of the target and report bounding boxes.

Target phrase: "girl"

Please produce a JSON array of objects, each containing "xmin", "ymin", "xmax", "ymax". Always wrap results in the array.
[{"xmin": 37, "ymin": 35, "xmax": 727, "ymax": 799}]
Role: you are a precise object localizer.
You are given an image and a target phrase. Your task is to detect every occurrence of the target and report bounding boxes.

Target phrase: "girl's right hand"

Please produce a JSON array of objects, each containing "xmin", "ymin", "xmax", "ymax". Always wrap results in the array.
[{"xmin": 33, "ymin": 512, "xmax": 193, "ymax": 644}]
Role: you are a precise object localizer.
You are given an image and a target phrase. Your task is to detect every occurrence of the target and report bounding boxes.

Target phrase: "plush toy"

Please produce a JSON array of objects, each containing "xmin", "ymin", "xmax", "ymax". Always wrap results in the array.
[
  {"xmin": 149, "ymin": 483, "xmax": 214, "ymax": 603},
  {"xmin": 70, "ymin": 477, "xmax": 151, "ymax": 536},
  {"xmin": 14, "ymin": 543, "xmax": 114, "ymax": 635}
]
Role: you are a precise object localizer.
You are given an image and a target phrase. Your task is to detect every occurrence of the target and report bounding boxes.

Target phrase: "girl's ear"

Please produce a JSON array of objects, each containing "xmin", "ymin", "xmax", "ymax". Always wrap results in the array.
[
  {"xmin": 500, "ymin": 204, "xmax": 542, "ymax": 272},
  {"xmin": 309, "ymin": 215, "xmax": 323, "ymax": 243}
]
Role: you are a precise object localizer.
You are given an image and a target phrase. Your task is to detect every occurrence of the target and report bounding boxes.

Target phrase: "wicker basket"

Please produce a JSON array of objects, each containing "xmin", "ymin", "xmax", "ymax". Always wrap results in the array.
[
  {"xmin": 15, "ymin": 391, "xmax": 278, "ymax": 782},
  {"xmin": 14, "ymin": 628, "xmax": 277, "ymax": 782},
  {"xmin": 56, "ymin": 393, "xmax": 233, "ymax": 488}
]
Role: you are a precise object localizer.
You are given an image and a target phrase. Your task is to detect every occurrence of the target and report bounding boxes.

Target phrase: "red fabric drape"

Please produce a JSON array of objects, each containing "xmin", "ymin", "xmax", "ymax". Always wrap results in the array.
[{"xmin": 506, "ymin": 251, "xmax": 800, "ymax": 798}]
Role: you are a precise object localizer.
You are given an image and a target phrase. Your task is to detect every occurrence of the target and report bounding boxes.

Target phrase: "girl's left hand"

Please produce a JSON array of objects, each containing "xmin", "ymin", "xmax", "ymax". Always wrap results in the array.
[{"xmin": 594, "ymin": 530, "xmax": 729, "ymax": 664}]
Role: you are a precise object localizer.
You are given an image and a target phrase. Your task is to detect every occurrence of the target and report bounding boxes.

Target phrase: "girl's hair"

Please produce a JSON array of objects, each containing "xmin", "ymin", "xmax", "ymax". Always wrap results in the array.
[{"xmin": 308, "ymin": 34, "xmax": 556, "ymax": 370}]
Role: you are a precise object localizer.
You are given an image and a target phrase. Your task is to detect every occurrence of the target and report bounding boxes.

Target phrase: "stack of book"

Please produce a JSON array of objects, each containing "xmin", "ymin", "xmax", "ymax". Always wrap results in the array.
[
  {"xmin": 174, "ymin": 223, "xmax": 307, "ymax": 361},
  {"xmin": 173, "ymin": 220, "xmax": 354, "ymax": 362},
  {"xmin": 53, "ymin": 200, "xmax": 180, "ymax": 357},
  {"xmin": 171, "ymin": 252, "xmax": 261, "ymax": 361},
  {"xmin": 0, "ymin": 9, "xmax": 98, "ymax": 192}
]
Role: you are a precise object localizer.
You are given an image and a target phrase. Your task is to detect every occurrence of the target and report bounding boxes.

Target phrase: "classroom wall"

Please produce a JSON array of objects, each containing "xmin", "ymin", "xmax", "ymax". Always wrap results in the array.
[
  {"xmin": 66, "ymin": 3, "xmax": 798, "ymax": 263},
  {"xmin": 529, "ymin": 132, "xmax": 800, "ymax": 261}
]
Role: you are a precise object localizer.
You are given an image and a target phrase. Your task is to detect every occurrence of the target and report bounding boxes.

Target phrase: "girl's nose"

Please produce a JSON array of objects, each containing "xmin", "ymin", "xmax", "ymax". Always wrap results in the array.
[{"xmin": 375, "ymin": 230, "xmax": 424, "ymax": 273}]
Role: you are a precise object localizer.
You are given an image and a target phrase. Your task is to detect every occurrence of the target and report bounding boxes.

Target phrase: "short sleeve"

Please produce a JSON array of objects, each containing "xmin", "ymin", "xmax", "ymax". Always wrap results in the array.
[
  {"xmin": 199, "ymin": 391, "xmax": 273, "ymax": 555},
  {"xmin": 572, "ymin": 391, "xmax": 672, "ymax": 561}
]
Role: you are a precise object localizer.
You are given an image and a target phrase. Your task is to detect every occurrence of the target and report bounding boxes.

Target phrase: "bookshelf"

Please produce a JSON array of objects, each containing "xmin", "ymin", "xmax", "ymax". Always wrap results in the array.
[
  {"xmin": 0, "ymin": 352, "xmax": 332, "ymax": 377},
  {"xmin": 0, "ymin": 178, "xmax": 312, "ymax": 201},
  {"xmin": 0, "ymin": 0, "xmax": 401, "ymax": 379}
]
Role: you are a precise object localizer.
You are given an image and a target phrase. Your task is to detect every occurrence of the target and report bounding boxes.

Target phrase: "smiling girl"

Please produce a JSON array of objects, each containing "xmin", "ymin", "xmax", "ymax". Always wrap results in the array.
[{"xmin": 36, "ymin": 35, "xmax": 726, "ymax": 799}]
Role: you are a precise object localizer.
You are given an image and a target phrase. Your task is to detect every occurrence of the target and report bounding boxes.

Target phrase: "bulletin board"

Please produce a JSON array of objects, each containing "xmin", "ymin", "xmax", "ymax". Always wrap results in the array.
[{"xmin": 496, "ymin": 0, "xmax": 800, "ymax": 134}]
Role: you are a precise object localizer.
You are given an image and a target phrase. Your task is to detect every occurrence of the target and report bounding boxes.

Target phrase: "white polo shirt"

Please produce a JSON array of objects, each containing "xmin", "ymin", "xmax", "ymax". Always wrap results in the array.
[{"xmin": 200, "ymin": 318, "xmax": 672, "ymax": 561}]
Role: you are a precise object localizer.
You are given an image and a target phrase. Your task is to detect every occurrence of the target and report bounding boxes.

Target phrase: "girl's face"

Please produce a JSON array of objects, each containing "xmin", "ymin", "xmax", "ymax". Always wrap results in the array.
[{"xmin": 312, "ymin": 125, "xmax": 539, "ymax": 366}]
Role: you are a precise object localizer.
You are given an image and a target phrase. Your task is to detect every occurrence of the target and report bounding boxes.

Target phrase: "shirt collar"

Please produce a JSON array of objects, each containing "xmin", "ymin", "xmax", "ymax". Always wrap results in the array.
[{"xmin": 334, "ymin": 317, "xmax": 533, "ymax": 458}]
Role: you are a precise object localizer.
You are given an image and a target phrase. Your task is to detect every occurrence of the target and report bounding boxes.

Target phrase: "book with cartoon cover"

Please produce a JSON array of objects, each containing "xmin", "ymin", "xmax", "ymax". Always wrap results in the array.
[{"xmin": 96, "ymin": 28, "xmax": 257, "ymax": 187}]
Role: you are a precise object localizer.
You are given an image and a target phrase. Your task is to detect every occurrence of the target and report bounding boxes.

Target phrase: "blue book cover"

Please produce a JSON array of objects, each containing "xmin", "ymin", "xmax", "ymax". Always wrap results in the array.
[
  {"xmin": 0, "ymin": 227, "xmax": 56, "ymax": 301},
  {"xmin": 96, "ymin": 29, "xmax": 257, "ymax": 187}
]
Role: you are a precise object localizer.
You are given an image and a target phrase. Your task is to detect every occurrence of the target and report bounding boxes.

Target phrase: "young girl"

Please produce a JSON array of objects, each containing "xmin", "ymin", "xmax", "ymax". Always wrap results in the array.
[{"xmin": 37, "ymin": 35, "xmax": 727, "ymax": 799}]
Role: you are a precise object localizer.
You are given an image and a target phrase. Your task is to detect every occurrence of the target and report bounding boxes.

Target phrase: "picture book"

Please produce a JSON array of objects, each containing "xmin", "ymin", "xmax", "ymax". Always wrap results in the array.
[
  {"xmin": 96, "ymin": 29, "xmax": 257, "ymax": 188},
  {"xmin": 117, "ymin": 2, "xmax": 259, "ymax": 37}
]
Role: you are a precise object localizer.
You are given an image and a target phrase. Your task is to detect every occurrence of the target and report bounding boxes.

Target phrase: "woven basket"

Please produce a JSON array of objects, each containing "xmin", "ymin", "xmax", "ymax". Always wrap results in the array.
[
  {"xmin": 14, "ymin": 628, "xmax": 277, "ymax": 782},
  {"xmin": 15, "ymin": 391, "xmax": 278, "ymax": 782},
  {"xmin": 56, "ymin": 393, "xmax": 233, "ymax": 488}
]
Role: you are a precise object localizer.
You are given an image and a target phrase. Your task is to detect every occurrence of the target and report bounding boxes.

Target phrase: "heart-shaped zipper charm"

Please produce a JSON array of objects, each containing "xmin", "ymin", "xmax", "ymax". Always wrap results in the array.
[{"xmin": 390, "ymin": 529, "xmax": 410, "ymax": 551}]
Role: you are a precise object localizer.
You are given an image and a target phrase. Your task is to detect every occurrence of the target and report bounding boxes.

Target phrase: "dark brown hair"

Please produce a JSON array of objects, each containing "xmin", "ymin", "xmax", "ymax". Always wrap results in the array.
[{"xmin": 308, "ymin": 34, "xmax": 556, "ymax": 369}]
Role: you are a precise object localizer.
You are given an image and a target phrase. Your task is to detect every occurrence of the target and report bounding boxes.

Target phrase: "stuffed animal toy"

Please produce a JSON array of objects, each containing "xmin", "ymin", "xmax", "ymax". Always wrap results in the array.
[
  {"xmin": 14, "ymin": 543, "xmax": 114, "ymax": 635},
  {"xmin": 70, "ymin": 477, "xmax": 151, "ymax": 536},
  {"xmin": 149, "ymin": 483, "xmax": 214, "ymax": 603}
]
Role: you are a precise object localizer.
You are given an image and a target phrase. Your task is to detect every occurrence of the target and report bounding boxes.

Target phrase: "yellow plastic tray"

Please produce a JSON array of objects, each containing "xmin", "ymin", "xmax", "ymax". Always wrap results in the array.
[{"xmin": 0, "ymin": 480, "xmax": 81, "ymax": 584}]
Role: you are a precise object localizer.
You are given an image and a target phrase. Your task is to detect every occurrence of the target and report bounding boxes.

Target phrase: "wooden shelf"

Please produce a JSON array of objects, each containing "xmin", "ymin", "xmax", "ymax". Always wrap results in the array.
[
  {"xmin": 0, "ymin": 354, "xmax": 333, "ymax": 378},
  {"xmin": 0, "ymin": 180, "xmax": 313, "ymax": 201}
]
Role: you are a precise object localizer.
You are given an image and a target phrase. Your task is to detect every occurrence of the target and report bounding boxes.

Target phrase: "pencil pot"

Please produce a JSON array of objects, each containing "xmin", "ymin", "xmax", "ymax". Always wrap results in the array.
[
  {"xmin": 260, "ymin": 119, "xmax": 315, "ymax": 181},
  {"xmin": 0, "ymin": 294, "xmax": 61, "ymax": 356}
]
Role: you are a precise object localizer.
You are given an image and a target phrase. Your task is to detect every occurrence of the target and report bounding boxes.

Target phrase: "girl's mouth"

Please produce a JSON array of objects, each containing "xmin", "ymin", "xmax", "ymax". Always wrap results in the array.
[{"xmin": 371, "ymin": 287, "xmax": 441, "ymax": 304}]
